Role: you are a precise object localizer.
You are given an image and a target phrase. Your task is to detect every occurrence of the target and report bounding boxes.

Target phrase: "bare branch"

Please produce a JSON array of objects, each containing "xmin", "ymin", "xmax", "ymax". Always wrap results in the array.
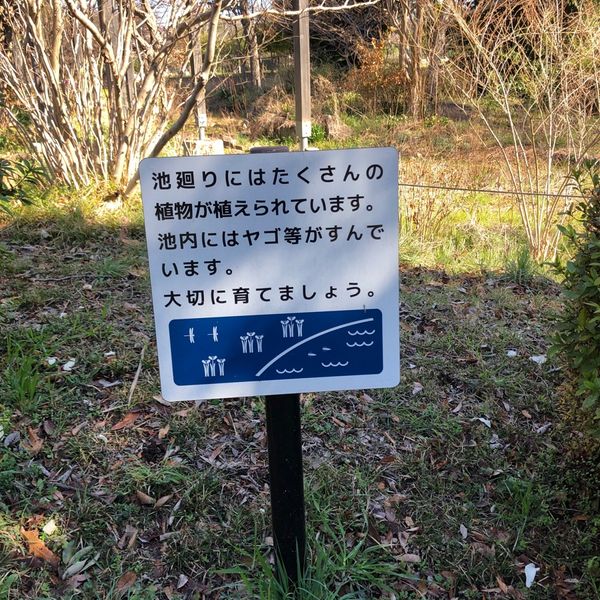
[
  {"xmin": 123, "ymin": 0, "xmax": 225, "ymax": 196},
  {"xmin": 220, "ymin": 0, "xmax": 381, "ymax": 21}
]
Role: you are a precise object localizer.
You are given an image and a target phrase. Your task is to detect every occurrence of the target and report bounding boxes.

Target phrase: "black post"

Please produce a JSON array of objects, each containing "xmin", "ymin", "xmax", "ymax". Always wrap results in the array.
[{"xmin": 265, "ymin": 394, "xmax": 306, "ymax": 587}]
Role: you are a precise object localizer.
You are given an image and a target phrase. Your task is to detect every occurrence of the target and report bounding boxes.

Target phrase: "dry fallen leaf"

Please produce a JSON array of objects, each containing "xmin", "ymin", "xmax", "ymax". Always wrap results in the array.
[
  {"xmin": 153, "ymin": 394, "xmax": 171, "ymax": 406},
  {"xmin": 529, "ymin": 354, "xmax": 547, "ymax": 365},
  {"xmin": 23, "ymin": 427, "xmax": 44, "ymax": 455},
  {"xmin": 163, "ymin": 585, "xmax": 175, "ymax": 600},
  {"xmin": 412, "ymin": 382, "xmax": 423, "ymax": 395},
  {"xmin": 116, "ymin": 571, "xmax": 137, "ymax": 593},
  {"xmin": 62, "ymin": 358, "xmax": 76, "ymax": 372},
  {"xmin": 42, "ymin": 420, "xmax": 56, "ymax": 436},
  {"xmin": 97, "ymin": 379, "xmax": 122, "ymax": 389},
  {"xmin": 158, "ymin": 425, "xmax": 170, "ymax": 440},
  {"xmin": 117, "ymin": 525, "xmax": 138, "ymax": 550},
  {"xmin": 173, "ymin": 408, "xmax": 192, "ymax": 417},
  {"xmin": 71, "ymin": 422, "xmax": 87, "ymax": 436},
  {"xmin": 496, "ymin": 575, "xmax": 509, "ymax": 594},
  {"xmin": 136, "ymin": 490, "xmax": 156, "ymax": 506},
  {"xmin": 536, "ymin": 422, "xmax": 552, "ymax": 434},
  {"xmin": 128, "ymin": 267, "xmax": 147, "ymax": 278},
  {"xmin": 111, "ymin": 413, "xmax": 139, "ymax": 431},
  {"xmin": 471, "ymin": 541, "xmax": 495, "ymax": 557},
  {"xmin": 396, "ymin": 553, "xmax": 421, "ymax": 563},
  {"xmin": 66, "ymin": 573, "xmax": 89, "ymax": 589},
  {"xmin": 21, "ymin": 528, "xmax": 60, "ymax": 568},
  {"xmin": 154, "ymin": 494, "xmax": 173, "ymax": 509}
]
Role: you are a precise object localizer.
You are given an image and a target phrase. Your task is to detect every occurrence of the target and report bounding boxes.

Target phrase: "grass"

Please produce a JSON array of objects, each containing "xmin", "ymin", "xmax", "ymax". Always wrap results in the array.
[{"xmin": 0, "ymin": 128, "xmax": 599, "ymax": 598}]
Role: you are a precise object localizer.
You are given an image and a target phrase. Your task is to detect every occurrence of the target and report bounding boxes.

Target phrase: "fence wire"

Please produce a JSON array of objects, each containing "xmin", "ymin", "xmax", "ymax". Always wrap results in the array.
[{"xmin": 399, "ymin": 182, "xmax": 584, "ymax": 201}]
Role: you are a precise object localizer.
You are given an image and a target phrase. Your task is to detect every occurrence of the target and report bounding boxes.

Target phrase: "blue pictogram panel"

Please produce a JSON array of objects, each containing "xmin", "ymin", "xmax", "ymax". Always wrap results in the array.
[{"xmin": 169, "ymin": 309, "xmax": 383, "ymax": 386}]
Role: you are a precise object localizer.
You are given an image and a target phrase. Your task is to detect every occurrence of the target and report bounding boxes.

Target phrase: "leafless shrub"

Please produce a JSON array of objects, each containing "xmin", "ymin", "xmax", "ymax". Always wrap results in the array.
[
  {"xmin": 445, "ymin": 0, "xmax": 600, "ymax": 262},
  {"xmin": 400, "ymin": 162, "xmax": 462, "ymax": 241},
  {"xmin": 0, "ymin": 0, "xmax": 226, "ymax": 193},
  {"xmin": 247, "ymin": 85, "xmax": 295, "ymax": 139}
]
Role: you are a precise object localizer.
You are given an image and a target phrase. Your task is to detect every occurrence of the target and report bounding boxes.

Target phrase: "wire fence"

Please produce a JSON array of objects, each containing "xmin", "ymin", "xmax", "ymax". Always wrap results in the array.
[{"xmin": 399, "ymin": 182, "xmax": 584, "ymax": 201}]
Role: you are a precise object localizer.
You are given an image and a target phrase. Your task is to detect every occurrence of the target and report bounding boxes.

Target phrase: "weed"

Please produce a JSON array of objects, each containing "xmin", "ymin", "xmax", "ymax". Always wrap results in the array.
[
  {"xmin": 1, "ymin": 342, "xmax": 41, "ymax": 413},
  {"xmin": 0, "ymin": 572, "xmax": 19, "ymax": 600},
  {"xmin": 112, "ymin": 460, "xmax": 194, "ymax": 502},
  {"xmin": 95, "ymin": 257, "xmax": 130, "ymax": 279},
  {"xmin": 504, "ymin": 245, "xmax": 539, "ymax": 286},
  {"xmin": 223, "ymin": 516, "xmax": 412, "ymax": 599},
  {"xmin": 0, "ymin": 447, "xmax": 18, "ymax": 486},
  {"xmin": 308, "ymin": 123, "xmax": 326, "ymax": 144},
  {"xmin": 0, "ymin": 158, "xmax": 45, "ymax": 214},
  {"xmin": 424, "ymin": 115, "xmax": 450, "ymax": 128}
]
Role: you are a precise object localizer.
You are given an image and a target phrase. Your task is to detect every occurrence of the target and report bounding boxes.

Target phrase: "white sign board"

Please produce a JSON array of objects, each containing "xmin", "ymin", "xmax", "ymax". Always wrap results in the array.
[{"xmin": 139, "ymin": 148, "xmax": 399, "ymax": 401}]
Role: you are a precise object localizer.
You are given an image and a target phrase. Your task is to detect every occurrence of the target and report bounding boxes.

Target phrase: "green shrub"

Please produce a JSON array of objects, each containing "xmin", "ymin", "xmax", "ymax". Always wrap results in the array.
[
  {"xmin": 0, "ymin": 158, "xmax": 45, "ymax": 214},
  {"xmin": 308, "ymin": 123, "xmax": 326, "ymax": 144},
  {"xmin": 552, "ymin": 165, "xmax": 600, "ymax": 438}
]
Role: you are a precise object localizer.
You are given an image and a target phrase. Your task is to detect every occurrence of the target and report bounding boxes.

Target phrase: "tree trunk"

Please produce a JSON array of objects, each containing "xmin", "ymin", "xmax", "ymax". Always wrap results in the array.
[
  {"xmin": 240, "ymin": 0, "xmax": 262, "ymax": 90},
  {"xmin": 409, "ymin": 1, "xmax": 424, "ymax": 119},
  {"xmin": 426, "ymin": 5, "xmax": 449, "ymax": 114}
]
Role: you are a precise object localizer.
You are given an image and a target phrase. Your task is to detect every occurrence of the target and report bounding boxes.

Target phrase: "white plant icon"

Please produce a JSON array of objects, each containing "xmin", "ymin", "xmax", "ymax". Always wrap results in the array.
[
  {"xmin": 202, "ymin": 360, "xmax": 211, "ymax": 377},
  {"xmin": 217, "ymin": 358, "xmax": 226, "ymax": 376},
  {"xmin": 208, "ymin": 355, "xmax": 217, "ymax": 376},
  {"xmin": 280, "ymin": 316, "xmax": 303, "ymax": 338},
  {"xmin": 203, "ymin": 356, "xmax": 225, "ymax": 377}
]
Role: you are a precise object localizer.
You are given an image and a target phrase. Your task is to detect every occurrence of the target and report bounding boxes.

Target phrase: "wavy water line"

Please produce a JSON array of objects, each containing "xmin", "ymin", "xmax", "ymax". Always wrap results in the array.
[
  {"xmin": 255, "ymin": 317, "xmax": 374, "ymax": 377},
  {"xmin": 346, "ymin": 341, "xmax": 374, "ymax": 348},
  {"xmin": 347, "ymin": 329, "xmax": 376, "ymax": 336},
  {"xmin": 275, "ymin": 368, "xmax": 303, "ymax": 374},
  {"xmin": 321, "ymin": 361, "xmax": 349, "ymax": 368}
]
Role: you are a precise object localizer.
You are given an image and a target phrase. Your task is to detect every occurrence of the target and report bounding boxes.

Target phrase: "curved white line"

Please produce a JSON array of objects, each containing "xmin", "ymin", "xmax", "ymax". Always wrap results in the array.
[
  {"xmin": 347, "ymin": 329, "xmax": 376, "ymax": 336},
  {"xmin": 321, "ymin": 361, "xmax": 349, "ymax": 368},
  {"xmin": 255, "ymin": 317, "xmax": 374, "ymax": 377},
  {"xmin": 346, "ymin": 341, "xmax": 374, "ymax": 348},
  {"xmin": 275, "ymin": 368, "xmax": 303, "ymax": 374}
]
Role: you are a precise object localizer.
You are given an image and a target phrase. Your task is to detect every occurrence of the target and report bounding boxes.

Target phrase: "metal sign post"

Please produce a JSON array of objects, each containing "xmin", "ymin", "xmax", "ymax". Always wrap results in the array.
[
  {"xmin": 293, "ymin": 0, "xmax": 311, "ymax": 151},
  {"xmin": 266, "ymin": 393, "xmax": 306, "ymax": 586}
]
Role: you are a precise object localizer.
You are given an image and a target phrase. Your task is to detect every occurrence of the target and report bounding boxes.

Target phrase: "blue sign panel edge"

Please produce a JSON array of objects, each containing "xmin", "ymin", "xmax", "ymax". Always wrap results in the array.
[{"xmin": 169, "ymin": 309, "xmax": 384, "ymax": 389}]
